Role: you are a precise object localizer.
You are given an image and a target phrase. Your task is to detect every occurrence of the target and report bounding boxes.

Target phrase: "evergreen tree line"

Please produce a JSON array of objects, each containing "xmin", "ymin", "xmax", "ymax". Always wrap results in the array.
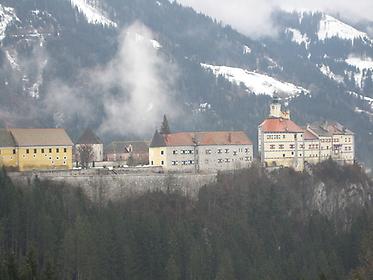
[{"xmin": 0, "ymin": 162, "xmax": 373, "ymax": 280}]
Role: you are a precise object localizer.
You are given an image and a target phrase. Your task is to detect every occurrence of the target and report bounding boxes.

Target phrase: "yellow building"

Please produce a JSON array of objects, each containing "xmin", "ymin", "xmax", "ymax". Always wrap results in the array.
[
  {"xmin": 0, "ymin": 128, "xmax": 74, "ymax": 171},
  {"xmin": 0, "ymin": 129, "xmax": 18, "ymax": 170}
]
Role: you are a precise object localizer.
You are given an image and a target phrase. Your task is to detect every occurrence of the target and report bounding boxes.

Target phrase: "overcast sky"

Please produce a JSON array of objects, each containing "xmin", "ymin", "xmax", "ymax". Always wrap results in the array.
[{"xmin": 176, "ymin": 0, "xmax": 373, "ymax": 37}]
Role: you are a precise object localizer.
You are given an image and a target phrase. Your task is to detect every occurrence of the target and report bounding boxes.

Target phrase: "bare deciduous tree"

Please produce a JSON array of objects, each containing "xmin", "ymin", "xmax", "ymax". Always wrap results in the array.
[{"xmin": 77, "ymin": 144, "xmax": 94, "ymax": 169}]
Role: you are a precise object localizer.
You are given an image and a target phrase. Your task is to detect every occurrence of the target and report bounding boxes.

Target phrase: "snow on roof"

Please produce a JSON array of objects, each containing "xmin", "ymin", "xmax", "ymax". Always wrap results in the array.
[{"xmin": 201, "ymin": 64, "xmax": 308, "ymax": 98}]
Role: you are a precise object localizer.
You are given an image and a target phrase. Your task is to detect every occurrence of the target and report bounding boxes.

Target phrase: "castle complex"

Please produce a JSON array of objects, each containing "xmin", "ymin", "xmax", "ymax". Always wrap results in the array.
[
  {"xmin": 258, "ymin": 99, "xmax": 355, "ymax": 171},
  {"xmin": 0, "ymin": 99, "xmax": 355, "ymax": 173}
]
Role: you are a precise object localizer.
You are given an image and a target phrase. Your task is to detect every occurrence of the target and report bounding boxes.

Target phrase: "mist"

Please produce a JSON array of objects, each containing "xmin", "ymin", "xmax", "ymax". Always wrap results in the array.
[
  {"xmin": 45, "ymin": 22, "xmax": 179, "ymax": 137},
  {"xmin": 176, "ymin": 0, "xmax": 373, "ymax": 38}
]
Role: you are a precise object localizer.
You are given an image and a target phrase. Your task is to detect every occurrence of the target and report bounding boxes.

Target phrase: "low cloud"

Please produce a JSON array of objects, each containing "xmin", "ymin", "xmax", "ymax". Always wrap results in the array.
[
  {"xmin": 45, "ymin": 22, "xmax": 179, "ymax": 137},
  {"xmin": 176, "ymin": 0, "xmax": 373, "ymax": 38}
]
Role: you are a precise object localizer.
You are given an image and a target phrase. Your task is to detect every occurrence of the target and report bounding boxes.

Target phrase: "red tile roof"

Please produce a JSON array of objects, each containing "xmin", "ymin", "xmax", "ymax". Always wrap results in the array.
[
  {"xmin": 260, "ymin": 118, "xmax": 304, "ymax": 133},
  {"xmin": 153, "ymin": 131, "xmax": 252, "ymax": 147}
]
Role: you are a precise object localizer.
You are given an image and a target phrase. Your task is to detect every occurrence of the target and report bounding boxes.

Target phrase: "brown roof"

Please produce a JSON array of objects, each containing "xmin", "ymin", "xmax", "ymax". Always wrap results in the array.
[
  {"xmin": 259, "ymin": 118, "xmax": 304, "ymax": 133},
  {"xmin": 152, "ymin": 131, "xmax": 252, "ymax": 147},
  {"xmin": 10, "ymin": 128, "xmax": 73, "ymax": 147},
  {"xmin": 0, "ymin": 129, "xmax": 16, "ymax": 147},
  {"xmin": 77, "ymin": 128, "xmax": 102, "ymax": 145},
  {"xmin": 304, "ymin": 129, "xmax": 319, "ymax": 140}
]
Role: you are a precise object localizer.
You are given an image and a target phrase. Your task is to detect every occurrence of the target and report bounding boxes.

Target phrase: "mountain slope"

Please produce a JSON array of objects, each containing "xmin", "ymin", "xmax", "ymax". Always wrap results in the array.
[{"xmin": 0, "ymin": 0, "xmax": 373, "ymax": 167}]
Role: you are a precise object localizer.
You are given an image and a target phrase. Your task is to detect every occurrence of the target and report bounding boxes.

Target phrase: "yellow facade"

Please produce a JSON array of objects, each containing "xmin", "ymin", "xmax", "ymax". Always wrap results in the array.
[
  {"xmin": 17, "ymin": 146, "xmax": 73, "ymax": 171},
  {"xmin": 0, "ymin": 147, "xmax": 18, "ymax": 170},
  {"xmin": 149, "ymin": 147, "xmax": 167, "ymax": 167}
]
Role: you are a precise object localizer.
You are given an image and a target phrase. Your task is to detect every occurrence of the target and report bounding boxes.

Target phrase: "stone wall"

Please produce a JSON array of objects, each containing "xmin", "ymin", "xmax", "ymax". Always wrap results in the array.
[{"xmin": 8, "ymin": 169, "xmax": 217, "ymax": 202}]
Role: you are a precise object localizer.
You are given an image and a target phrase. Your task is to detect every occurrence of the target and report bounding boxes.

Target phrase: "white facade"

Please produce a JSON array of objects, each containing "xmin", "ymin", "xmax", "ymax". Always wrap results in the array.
[
  {"xmin": 259, "ymin": 101, "xmax": 355, "ymax": 171},
  {"xmin": 75, "ymin": 143, "xmax": 104, "ymax": 162}
]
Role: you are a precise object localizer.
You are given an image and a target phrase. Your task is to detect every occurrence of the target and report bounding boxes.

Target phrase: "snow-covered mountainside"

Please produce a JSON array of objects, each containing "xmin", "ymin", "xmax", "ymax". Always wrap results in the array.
[
  {"xmin": 70, "ymin": 0, "xmax": 117, "ymax": 27},
  {"xmin": 1, "ymin": 1, "xmax": 373, "ymax": 167},
  {"xmin": 0, "ymin": 4, "xmax": 18, "ymax": 41},
  {"xmin": 318, "ymin": 14, "xmax": 372, "ymax": 43},
  {"xmin": 201, "ymin": 64, "xmax": 308, "ymax": 98}
]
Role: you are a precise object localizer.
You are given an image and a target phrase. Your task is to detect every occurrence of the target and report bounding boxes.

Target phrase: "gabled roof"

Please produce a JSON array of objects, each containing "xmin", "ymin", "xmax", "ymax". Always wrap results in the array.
[
  {"xmin": 259, "ymin": 118, "xmax": 304, "ymax": 133},
  {"xmin": 0, "ymin": 129, "xmax": 16, "ymax": 147},
  {"xmin": 304, "ymin": 129, "xmax": 319, "ymax": 141},
  {"xmin": 150, "ymin": 131, "xmax": 252, "ymax": 147},
  {"xmin": 10, "ymin": 128, "xmax": 73, "ymax": 147},
  {"xmin": 77, "ymin": 128, "xmax": 102, "ymax": 145},
  {"xmin": 150, "ymin": 130, "xmax": 166, "ymax": 148},
  {"xmin": 309, "ymin": 121, "xmax": 353, "ymax": 136}
]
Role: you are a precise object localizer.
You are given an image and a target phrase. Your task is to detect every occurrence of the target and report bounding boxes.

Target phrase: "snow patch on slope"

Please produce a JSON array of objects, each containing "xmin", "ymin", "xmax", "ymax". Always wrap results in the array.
[
  {"xmin": 318, "ymin": 14, "xmax": 371, "ymax": 43},
  {"xmin": 286, "ymin": 28, "xmax": 310, "ymax": 48},
  {"xmin": 201, "ymin": 64, "xmax": 308, "ymax": 98},
  {"xmin": 70, "ymin": 0, "xmax": 117, "ymax": 28},
  {"xmin": 0, "ymin": 5, "xmax": 19, "ymax": 41},
  {"xmin": 346, "ymin": 57, "xmax": 373, "ymax": 88},
  {"xmin": 319, "ymin": 64, "xmax": 344, "ymax": 84}
]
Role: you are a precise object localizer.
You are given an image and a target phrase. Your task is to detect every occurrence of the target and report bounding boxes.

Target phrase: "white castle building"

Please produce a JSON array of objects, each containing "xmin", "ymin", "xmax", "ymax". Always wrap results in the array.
[{"xmin": 258, "ymin": 99, "xmax": 355, "ymax": 171}]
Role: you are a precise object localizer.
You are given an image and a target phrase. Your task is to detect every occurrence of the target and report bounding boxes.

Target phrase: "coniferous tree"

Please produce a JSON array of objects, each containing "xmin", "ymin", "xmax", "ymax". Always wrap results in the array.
[{"xmin": 160, "ymin": 115, "xmax": 171, "ymax": 134}]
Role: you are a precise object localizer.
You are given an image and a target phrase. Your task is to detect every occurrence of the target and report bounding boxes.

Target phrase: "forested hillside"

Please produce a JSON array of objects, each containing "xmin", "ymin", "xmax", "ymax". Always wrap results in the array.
[{"xmin": 1, "ymin": 162, "xmax": 373, "ymax": 279}]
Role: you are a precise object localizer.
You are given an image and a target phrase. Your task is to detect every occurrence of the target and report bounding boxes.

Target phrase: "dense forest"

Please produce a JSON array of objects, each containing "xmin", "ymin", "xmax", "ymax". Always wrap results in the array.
[{"xmin": 0, "ymin": 162, "xmax": 373, "ymax": 280}]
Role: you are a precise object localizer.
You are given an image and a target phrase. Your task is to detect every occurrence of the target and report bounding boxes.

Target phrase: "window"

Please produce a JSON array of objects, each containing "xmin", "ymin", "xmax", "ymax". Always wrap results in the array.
[
  {"xmin": 218, "ymin": 159, "xmax": 223, "ymax": 163},
  {"xmin": 49, "ymin": 156, "xmax": 52, "ymax": 160},
  {"xmin": 233, "ymin": 151, "xmax": 237, "ymax": 156},
  {"xmin": 245, "ymin": 157, "xmax": 250, "ymax": 161},
  {"xmin": 56, "ymin": 156, "xmax": 60, "ymax": 160},
  {"xmin": 49, "ymin": 148, "xmax": 52, "ymax": 153},
  {"xmin": 279, "ymin": 144, "xmax": 284, "ymax": 149},
  {"xmin": 161, "ymin": 150, "xmax": 164, "ymax": 155},
  {"xmin": 270, "ymin": 145, "xmax": 275, "ymax": 149},
  {"xmin": 225, "ymin": 159, "xmax": 230, "ymax": 163},
  {"xmin": 173, "ymin": 150, "xmax": 177, "ymax": 155},
  {"xmin": 172, "ymin": 161, "xmax": 177, "ymax": 166},
  {"xmin": 283, "ymin": 154, "xmax": 286, "ymax": 157},
  {"xmin": 205, "ymin": 149, "xmax": 212, "ymax": 155},
  {"xmin": 189, "ymin": 160, "xmax": 194, "ymax": 164},
  {"xmin": 63, "ymin": 161, "xmax": 67, "ymax": 165},
  {"xmin": 245, "ymin": 148, "xmax": 249, "ymax": 153},
  {"xmin": 56, "ymin": 148, "xmax": 60, "ymax": 153},
  {"xmin": 64, "ymin": 156, "xmax": 67, "ymax": 160},
  {"xmin": 41, "ymin": 148, "xmax": 45, "ymax": 153},
  {"xmin": 218, "ymin": 149, "xmax": 222, "ymax": 154},
  {"xmin": 283, "ymin": 135, "xmax": 286, "ymax": 139},
  {"xmin": 151, "ymin": 161, "xmax": 154, "ymax": 165},
  {"xmin": 290, "ymin": 144, "xmax": 295, "ymax": 149},
  {"xmin": 13, "ymin": 149, "xmax": 16, "ymax": 155},
  {"xmin": 225, "ymin": 149, "xmax": 229, "ymax": 154},
  {"xmin": 189, "ymin": 150, "xmax": 194, "ymax": 154},
  {"xmin": 161, "ymin": 161, "xmax": 164, "ymax": 165},
  {"xmin": 64, "ymin": 148, "xmax": 67, "ymax": 153},
  {"xmin": 26, "ymin": 149, "xmax": 29, "ymax": 154},
  {"xmin": 34, "ymin": 149, "xmax": 37, "ymax": 154},
  {"xmin": 33, "ymin": 155, "xmax": 36, "ymax": 158}
]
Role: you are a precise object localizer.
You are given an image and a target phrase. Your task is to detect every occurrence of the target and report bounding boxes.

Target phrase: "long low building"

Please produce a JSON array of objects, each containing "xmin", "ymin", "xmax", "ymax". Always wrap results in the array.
[
  {"xmin": 149, "ymin": 130, "xmax": 253, "ymax": 172},
  {"xmin": 0, "ymin": 128, "xmax": 73, "ymax": 171}
]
